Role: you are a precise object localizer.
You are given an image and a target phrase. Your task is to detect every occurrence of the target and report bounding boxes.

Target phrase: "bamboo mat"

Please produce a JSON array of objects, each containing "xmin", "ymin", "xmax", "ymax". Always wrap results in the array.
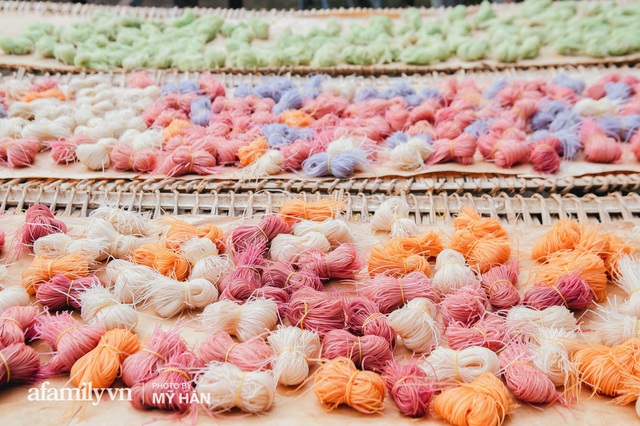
[{"xmin": 0, "ymin": 213, "xmax": 638, "ymax": 425}]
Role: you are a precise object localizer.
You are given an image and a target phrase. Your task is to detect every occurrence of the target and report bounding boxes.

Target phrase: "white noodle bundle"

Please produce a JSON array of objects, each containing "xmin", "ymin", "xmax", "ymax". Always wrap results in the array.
[
  {"xmin": 90, "ymin": 206, "xmax": 153, "ymax": 236},
  {"xmin": 390, "ymin": 136, "xmax": 433, "ymax": 170},
  {"xmin": 530, "ymin": 327, "xmax": 580, "ymax": 387},
  {"xmin": 421, "ymin": 346, "xmax": 500, "ymax": 383},
  {"xmin": 85, "ymin": 218, "xmax": 149, "ymax": 260},
  {"xmin": 33, "ymin": 233, "xmax": 105, "ymax": 264},
  {"xmin": 196, "ymin": 362, "xmax": 276, "ymax": 413},
  {"xmin": 433, "ymin": 249, "xmax": 476, "ymax": 294},
  {"xmin": 369, "ymin": 197, "xmax": 418, "ymax": 237},
  {"xmin": 267, "ymin": 326, "xmax": 321, "ymax": 386},
  {"xmin": 76, "ymin": 139, "xmax": 116, "ymax": 170},
  {"xmin": 591, "ymin": 304, "xmax": 640, "ymax": 347},
  {"xmin": 79, "ymin": 285, "xmax": 138, "ymax": 330},
  {"xmin": 293, "ymin": 219, "xmax": 353, "ymax": 248},
  {"xmin": 200, "ymin": 299, "xmax": 278, "ymax": 342},
  {"xmin": 146, "ymin": 276, "xmax": 218, "ymax": 318},
  {"xmin": 105, "ymin": 259, "xmax": 157, "ymax": 304},
  {"xmin": 0, "ymin": 284, "xmax": 31, "ymax": 314},
  {"xmin": 506, "ymin": 305, "xmax": 578, "ymax": 337},
  {"xmin": 181, "ymin": 238, "xmax": 234, "ymax": 286},
  {"xmin": 386, "ymin": 297, "xmax": 439, "ymax": 354},
  {"xmin": 613, "ymin": 256, "xmax": 640, "ymax": 317},
  {"xmin": 270, "ymin": 232, "xmax": 331, "ymax": 263}
]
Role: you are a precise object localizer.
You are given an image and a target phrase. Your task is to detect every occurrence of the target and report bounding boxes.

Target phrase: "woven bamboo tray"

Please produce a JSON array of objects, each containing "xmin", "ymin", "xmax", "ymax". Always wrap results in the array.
[
  {"xmin": 1, "ymin": 177, "xmax": 638, "ymax": 225},
  {"xmin": 2, "ymin": 1, "xmax": 640, "ymax": 75},
  {"xmin": 3, "ymin": 66, "xmax": 640, "ymax": 196}
]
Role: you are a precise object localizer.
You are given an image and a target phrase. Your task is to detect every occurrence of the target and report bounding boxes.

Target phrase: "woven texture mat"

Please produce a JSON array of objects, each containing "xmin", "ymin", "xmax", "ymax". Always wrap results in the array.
[
  {"xmin": 0, "ymin": 212, "xmax": 638, "ymax": 425},
  {"xmin": 1, "ymin": 1, "xmax": 640, "ymax": 75},
  {"xmin": 1, "ymin": 183, "xmax": 639, "ymax": 225}
]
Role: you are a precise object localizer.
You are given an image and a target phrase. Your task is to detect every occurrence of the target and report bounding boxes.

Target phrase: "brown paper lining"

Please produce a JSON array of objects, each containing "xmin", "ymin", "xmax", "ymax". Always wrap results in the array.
[{"xmin": 0, "ymin": 213, "xmax": 638, "ymax": 424}]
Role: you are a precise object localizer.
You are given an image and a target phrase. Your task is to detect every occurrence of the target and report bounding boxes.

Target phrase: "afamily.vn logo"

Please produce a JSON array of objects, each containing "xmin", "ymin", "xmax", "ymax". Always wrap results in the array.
[
  {"xmin": 27, "ymin": 382, "xmax": 132, "ymax": 406},
  {"xmin": 27, "ymin": 381, "xmax": 209, "ymax": 406}
]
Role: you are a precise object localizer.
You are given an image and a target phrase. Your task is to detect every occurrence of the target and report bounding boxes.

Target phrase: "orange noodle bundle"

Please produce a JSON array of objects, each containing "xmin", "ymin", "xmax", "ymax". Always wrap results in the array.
[
  {"xmin": 368, "ymin": 244, "xmax": 431, "ymax": 277},
  {"xmin": 280, "ymin": 110, "xmax": 314, "ymax": 127},
  {"xmin": 21, "ymin": 252, "xmax": 90, "ymax": 295},
  {"xmin": 279, "ymin": 199, "xmax": 342, "ymax": 225},
  {"xmin": 70, "ymin": 329, "xmax": 140, "ymax": 389},
  {"xmin": 162, "ymin": 219, "xmax": 225, "ymax": 252},
  {"xmin": 238, "ymin": 138, "xmax": 268, "ymax": 167},
  {"xmin": 433, "ymin": 372, "xmax": 517, "ymax": 426},
  {"xmin": 380, "ymin": 231, "xmax": 444, "ymax": 259},
  {"xmin": 531, "ymin": 219, "xmax": 581, "ymax": 262},
  {"xmin": 449, "ymin": 207, "xmax": 510, "ymax": 274},
  {"xmin": 313, "ymin": 357, "xmax": 386, "ymax": 414},
  {"xmin": 606, "ymin": 233, "xmax": 637, "ymax": 277},
  {"xmin": 535, "ymin": 250, "xmax": 608, "ymax": 302},
  {"xmin": 132, "ymin": 243, "xmax": 190, "ymax": 281},
  {"xmin": 572, "ymin": 338, "xmax": 640, "ymax": 398}
]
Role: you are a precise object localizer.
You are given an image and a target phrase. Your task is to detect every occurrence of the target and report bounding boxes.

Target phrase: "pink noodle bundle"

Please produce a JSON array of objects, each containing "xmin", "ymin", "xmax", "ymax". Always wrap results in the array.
[
  {"xmin": 480, "ymin": 262, "xmax": 521, "ymax": 310},
  {"xmin": 385, "ymin": 100, "xmax": 410, "ymax": 132},
  {"xmin": 110, "ymin": 143, "xmax": 158, "ymax": 173},
  {"xmin": 158, "ymin": 145, "xmax": 218, "ymax": 177},
  {"xmin": 408, "ymin": 99, "xmax": 438, "ymax": 125},
  {"xmin": 286, "ymin": 287, "xmax": 346, "ymax": 336},
  {"xmin": 231, "ymin": 215, "xmax": 291, "ymax": 253},
  {"xmin": 383, "ymin": 360, "xmax": 434, "ymax": 418},
  {"xmin": 280, "ymin": 140, "xmax": 314, "ymax": 171},
  {"xmin": 261, "ymin": 262, "xmax": 323, "ymax": 293},
  {"xmin": 364, "ymin": 272, "xmax": 439, "ymax": 314},
  {"xmin": 35, "ymin": 274, "xmax": 103, "ymax": 310},
  {"xmin": 428, "ymin": 134, "xmax": 477, "ymax": 165},
  {"xmin": 0, "ymin": 229, "xmax": 4, "ymax": 253},
  {"xmin": 495, "ymin": 142, "xmax": 530, "ymax": 169},
  {"xmin": 345, "ymin": 297, "xmax": 396, "ymax": 349},
  {"xmin": 198, "ymin": 331, "xmax": 273, "ymax": 371},
  {"xmin": 440, "ymin": 285, "xmax": 487, "ymax": 328},
  {"xmin": 122, "ymin": 325, "xmax": 188, "ymax": 387},
  {"xmin": 14, "ymin": 204, "xmax": 67, "ymax": 251},
  {"xmin": 0, "ymin": 306, "xmax": 39, "ymax": 348},
  {"xmin": 251, "ymin": 287, "xmax": 290, "ymax": 317},
  {"xmin": 219, "ymin": 286, "xmax": 290, "ymax": 318},
  {"xmin": 49, "ymin": 135, "xmax": 92, "ymax": 164},
  {"xmin": 530, "ymin": 137, "xmax": 563, "ymax": 174},
  {"xmin": 499, "ymin": 342, "xmax": 567, "ymax": 405},
  {"xmin": 321, "ymin": 329, "xmax": 393, "ymax": 373},
  {"xmin": 523, "ymin": 272, "xmax": 594, "ymax": 311},
  {"xmin": 198, "ymin": 74, "xmax": 226, "ymax": 100},
  {"xmin": 631, "ymin": 132, "xmax": 640, "ymax": 160},
  {"xmin": 435, "ymin": 121, "xmax": 463, "ymax": 140},
  {"xmin": 29, "ymin": 78, "xmax": 58, "ymax": 92},
  {"xmin": 445, "ymin": 315, "xmax": 508, "ymax": 352},
  {"xmin": 130, "ymin": 352, "xmax": 199, "ymax": 414},
  {"xmin": 0, "ymin": 343, "xmax": 40, "ymax": 387},
  {"xmin": 219, "ymin": 247, "xmax": 265, "ymax": 295},
  {"xmin": 0, "ymin": 137, "xmax": 39, "ymax": 167},
  {"xmin": 126, "ymin": 72, "xmax": 155, "ymax": 89},
  {"xmin": 295, "ymin": 244, "xmax": 363, "ymax": 280},
  {"xmin": 304, "ymin": 92, "xmax": 349, "ymax": 118},
  {"xmin": 580, "ymin": 119, "xmax": 622, "ymax": 164},
  {"xmin": 36, "ymin": 311, "xmax": 104, "ymax": 376}
]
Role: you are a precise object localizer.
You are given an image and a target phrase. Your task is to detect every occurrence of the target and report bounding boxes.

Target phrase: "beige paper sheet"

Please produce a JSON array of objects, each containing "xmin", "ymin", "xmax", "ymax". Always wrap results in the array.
[
  {"xmin": 0, "ymin": 213, "xmax": 638, "ymax": 425},
  {"xmin": 0, "ymin": 148, "xmax": 636, "ymax": 182}
]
